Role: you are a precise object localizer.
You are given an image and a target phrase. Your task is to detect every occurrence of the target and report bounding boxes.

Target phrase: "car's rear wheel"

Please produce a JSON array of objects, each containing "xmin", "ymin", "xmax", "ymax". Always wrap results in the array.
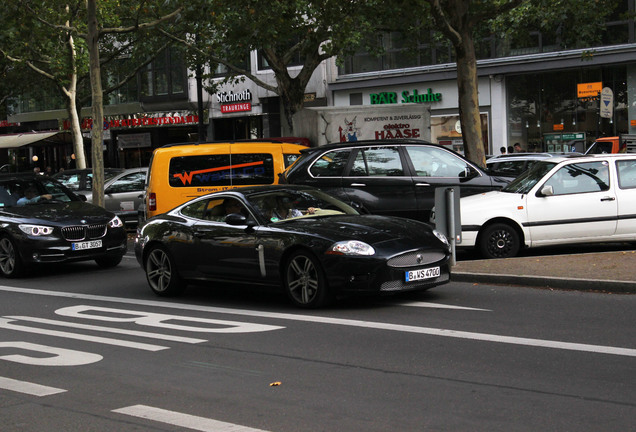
[
  {"xmin": 144, "ymin": 246, "xmax": 184, "ymax": 296},
  {"xmin": 478, "ymin": 223, "xmax": 520, "ymax": 259},
  {"xmin": 284, "ymin": 250, "xmax": 331, "ymax": 308},
  {"xmin": 0, "ymin": 235, "xmax": 24, "ymax": 278},
  {"xmin": 95, "ymin": 255, "xmax": 122, "ymax": 268}
]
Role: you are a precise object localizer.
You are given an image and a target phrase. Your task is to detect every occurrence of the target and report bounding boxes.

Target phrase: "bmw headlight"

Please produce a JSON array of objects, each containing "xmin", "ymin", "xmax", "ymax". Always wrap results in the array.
[
  {"xmin": 108, "ymin": 216, "xmax": 124, "ymax": 228},
  {"xmin": 432, "ymin": 229, "xmax": 450, "ymax": 247},
  {"xmin": 327, "ymin": 240, "xmax": 375, "ymax": 256},
  {"xmin": 19, "ymin": 224, "xmax": 54, "ymax": 236}
]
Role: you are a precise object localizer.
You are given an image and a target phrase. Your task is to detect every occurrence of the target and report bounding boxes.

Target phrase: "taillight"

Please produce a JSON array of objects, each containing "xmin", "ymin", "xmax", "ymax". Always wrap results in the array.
[{"xmin": 148, "ymin": 192, "xmax": 156, "ymax": 211}]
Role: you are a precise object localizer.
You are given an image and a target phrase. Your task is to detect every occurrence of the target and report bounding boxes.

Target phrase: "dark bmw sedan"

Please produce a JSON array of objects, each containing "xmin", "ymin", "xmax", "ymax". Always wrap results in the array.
[
  {"xmin": 280, "ymin": 139, "xmax": 511, "ymax": 221},
  {"xmin": 135, "ymin": 185, "xmax": 451, "ymax": 308},
  {"xmin": 0, "ymin": 174, "xmax": 127, "ymax": 277}
]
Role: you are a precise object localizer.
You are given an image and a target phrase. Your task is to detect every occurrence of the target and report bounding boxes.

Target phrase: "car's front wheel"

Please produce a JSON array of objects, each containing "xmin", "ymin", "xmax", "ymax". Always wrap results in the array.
[
  {"xmin": 0, "ymin": 235, "xmax": 24, "ymax": 278},
  {"xmin": 144, "ymin": 246, "xmax": 184, "ymax": 296},
  {"xmin": 478, "ymin": 222, "xmax": 520, "ymax": 259},
  {"xmin": 283, "ymin": 250, "xmax": 331, "ymax": 308}
]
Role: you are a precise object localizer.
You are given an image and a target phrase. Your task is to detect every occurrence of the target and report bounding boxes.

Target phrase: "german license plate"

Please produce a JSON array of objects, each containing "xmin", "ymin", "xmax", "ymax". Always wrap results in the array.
[
  {"xmin": 405, "ymin": 266, "xmax": 440, "ymax": 282},
  {"xmin": 72, "ymin": 240, "xmax": 102, "ymax": 251}
]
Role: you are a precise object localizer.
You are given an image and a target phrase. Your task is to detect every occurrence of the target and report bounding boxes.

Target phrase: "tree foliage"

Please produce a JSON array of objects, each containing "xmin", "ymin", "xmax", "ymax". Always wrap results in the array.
[{"xmin": 169, "ymin": 0, "xmax": 387, "ymax": 132}]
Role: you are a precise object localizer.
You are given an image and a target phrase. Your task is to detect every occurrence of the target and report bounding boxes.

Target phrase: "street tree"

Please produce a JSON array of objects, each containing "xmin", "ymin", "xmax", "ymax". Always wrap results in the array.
[
  {"xmin": 397, "ymin": 0, "xmax": 618, "ymax": 167},
  {"xmin": 84, "ymin": 0, "xmax": 182, "ymax": 206},
  {"xmin": 0, "ymin": 1, "xmax": 91, "ymax": 169}
]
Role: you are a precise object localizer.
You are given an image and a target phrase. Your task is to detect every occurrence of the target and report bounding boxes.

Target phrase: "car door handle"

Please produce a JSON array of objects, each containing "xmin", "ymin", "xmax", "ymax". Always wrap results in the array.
[
  {"xmin": 600, "ymin": 196, "xmax": 616, "ymax": 201},
  {"xmin": 415, "ymin": 182, "xmax": 431, "ymax": 186},
  {"xmin": 350, "ymin": 183, "xmax": 366, "ymax": 187}
]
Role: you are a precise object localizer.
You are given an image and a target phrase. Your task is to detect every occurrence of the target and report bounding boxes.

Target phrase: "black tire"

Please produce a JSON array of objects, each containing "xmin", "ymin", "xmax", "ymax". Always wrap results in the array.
[
  {"xmin": 0, "ymin": 235, "xmax": 24, "ymax": 278},
  {"xmin": 283, "ymin": 250, "xmax": 331, "ymax": 308},
  {"xmin": 95, "ymin": 255, "xmax": 123, "ymax": 268},
  {"xmin": 478, "ymin": 223, "xmax": 520, "ymax": 259},
  {"xmin": 144, "ymin": 246, "xmax": 185, "ymax": 296}
]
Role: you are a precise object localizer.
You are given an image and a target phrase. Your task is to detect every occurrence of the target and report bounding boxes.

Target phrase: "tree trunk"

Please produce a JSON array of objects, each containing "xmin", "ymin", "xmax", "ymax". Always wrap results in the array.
[
  {"xmin": 455, "ymin": 31, "xmax": 486, "ymax": 168},
  {"xmin": 65, "ymin": 11, "xmax": 87, "ymax": 170},
  {"xmin": 65, "ymin": 94, "xmax": 86, "ymax": 170},
  {"xmin": 87, "ymin": 0, "xmax": 104, "ymax": 207}
]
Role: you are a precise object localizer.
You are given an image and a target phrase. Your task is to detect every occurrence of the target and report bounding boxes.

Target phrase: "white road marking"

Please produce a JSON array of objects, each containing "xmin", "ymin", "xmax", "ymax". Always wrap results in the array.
[
  {"xmin": 5, "ymin": 316, "xmax": 207, "ymax": 344},
  {"xmin": 1, "ymin": 286, "xmax": 634, "ymax": 357},
  {"xmin": 395, "ymin": 301, "xmax": 490, "ymax": 311},
  {"xmin": 113, "ymin": 404, "xmax": 272, "ymax": 432},
  {"xmin": 0, "ymin": 318, "xmax": 167, "ymax": 352},
  {"xmin": 0, "ymin": 376, "xmax": 66, "ymax": 396},
  {"xmin": 0, "ymin": 341, "xmax": 102, "ymax": 366}
]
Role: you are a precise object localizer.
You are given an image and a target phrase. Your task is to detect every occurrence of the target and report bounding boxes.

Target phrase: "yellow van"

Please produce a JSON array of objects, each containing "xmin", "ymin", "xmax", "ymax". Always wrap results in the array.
[{"xmin": 143, "ymin": 141, "xmax": 307, "ymax": 219}]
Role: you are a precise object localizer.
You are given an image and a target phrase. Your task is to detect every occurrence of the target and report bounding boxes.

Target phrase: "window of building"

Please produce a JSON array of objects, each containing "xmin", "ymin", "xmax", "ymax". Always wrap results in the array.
[{"xmin": 141, "ymin": 48, "xmax": 187, "ymax": 99}]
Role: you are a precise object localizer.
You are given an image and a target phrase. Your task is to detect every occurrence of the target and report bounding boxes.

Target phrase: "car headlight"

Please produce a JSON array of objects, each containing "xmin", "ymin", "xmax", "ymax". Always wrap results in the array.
[
  {"xmin": 432, "ymin": 229, "xmax": 450, "ymax": 247},
  {"xmin": 327, "ymin": 240, "xmax": 375, "ymax": 256},
  {"xmin": 19, "ymin": 224, "xmax": 54, "ymax": 236},
  {"xmin": 108, "ymin": 216, "xmax": 124, "ymax": 228}
]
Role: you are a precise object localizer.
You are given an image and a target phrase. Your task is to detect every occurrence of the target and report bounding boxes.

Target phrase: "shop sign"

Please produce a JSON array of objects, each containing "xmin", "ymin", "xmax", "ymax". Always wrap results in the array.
[
  {"xmin": 216, "ymin": 89, "xmax": 253, "ymax": 114},
  {"xmin": 577, "ymin": 81, "xmax": 602, "ymax": 98},
  {"xmin": 369, "ymin": 88, "xmax": 442, "ymax": 105},
  {"xmin": 338, "ymin": 114, "xmax": 424, "ymax": 141},
  {"xmin": 62, "ymin": 113, "xmax": 199, "ymax": 131},
  {"xmin": 221, "ymin": 103, "xmax": 252, "ymax": 113},
  {"xmin": 553, "ymin": 124, "xmax": 564, "ymax": 131},
  {"xmin": 0, "ymin": 120, "xmax": 20, "ymax": 127}
]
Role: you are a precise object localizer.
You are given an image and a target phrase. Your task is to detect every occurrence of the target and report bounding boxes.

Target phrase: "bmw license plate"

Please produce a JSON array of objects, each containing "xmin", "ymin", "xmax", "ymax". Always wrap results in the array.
[
  {"xmin": 72, "ymin": 240, "xmax": 102, "ymax": 251},
  {"xmin": 405, "ymin": 266, "xmax": 440, "ymax": 282}
]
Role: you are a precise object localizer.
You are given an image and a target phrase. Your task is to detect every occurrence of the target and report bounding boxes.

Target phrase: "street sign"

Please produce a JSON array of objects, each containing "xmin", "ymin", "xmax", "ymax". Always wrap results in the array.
[{"xmin": 600, "ymin": 87, "xmax": 614, "ymax": 118}]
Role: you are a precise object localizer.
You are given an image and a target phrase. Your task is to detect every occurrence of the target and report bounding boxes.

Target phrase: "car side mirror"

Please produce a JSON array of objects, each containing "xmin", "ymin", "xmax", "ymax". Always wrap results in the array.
[
  {"xmin": 225, "ymin": 213, "xmax": 256, "ymax": 230},
  {"xmin": 538, "ymin": 185, "xmax": 554, "ymax": 197}
]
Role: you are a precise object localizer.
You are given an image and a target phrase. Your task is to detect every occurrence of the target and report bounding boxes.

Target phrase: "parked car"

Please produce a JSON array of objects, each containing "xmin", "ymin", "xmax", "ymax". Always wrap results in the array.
[
  {"xmin": 80, "ymin": 167, "xmax": 147, "ymax": 226},
  {"xmin": 441, "ymin": 153, "xmax": 636, "ymax": 258},
  {"xmin": 52, "ymin": 168, "xmax": 124, "ymax": 192},
  {"xmin": 0, "ymin": 173, "xmax": 127, "ymax": 277},
  {"xmin": 135, "ymin": 185, "xmax": 451, "ymax": 308},
  {"xmin": 54, "ymin": 167, "xmax": 146, "ymax": 226},
  {"xmin": 280, "ymin": 139, "xmax": 511, "ymax": 222},
  {"xmin": 486, "ymin": 152, "xmax": 567, "ymax": 177}
]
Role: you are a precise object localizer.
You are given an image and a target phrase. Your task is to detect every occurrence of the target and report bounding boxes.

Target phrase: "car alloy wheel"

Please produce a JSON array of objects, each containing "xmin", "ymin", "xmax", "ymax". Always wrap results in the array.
[
  {"xmin": 479, "ymin": 223, "xmax": 520, "ymax": 259},
  {"xmin": 145, "ymin": 246, "xmax": 184, "ymax": 296},
  {"xmin": 0, "ymin": 236, "xmax": 24, "ymax": 278},
  {"xmin": 284, "ymin": 250, "xmax": 330, "ymax": 308}
]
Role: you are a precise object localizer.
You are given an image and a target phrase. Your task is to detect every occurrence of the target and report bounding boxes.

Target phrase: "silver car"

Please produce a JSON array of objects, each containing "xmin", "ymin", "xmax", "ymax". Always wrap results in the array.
[{"xmin": 55, "ymin": 168, "xmax": 147, "ymax": 226}]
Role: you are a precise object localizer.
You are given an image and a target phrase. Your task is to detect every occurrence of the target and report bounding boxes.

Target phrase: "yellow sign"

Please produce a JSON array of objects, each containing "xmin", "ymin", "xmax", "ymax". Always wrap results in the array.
[
  {"xmin": 578, "ymin": 82, "xmax": 602, "ymax": 98},
  {"xmin": 553, "ymin": 124, "xmax": 564, "ymax": 131}
]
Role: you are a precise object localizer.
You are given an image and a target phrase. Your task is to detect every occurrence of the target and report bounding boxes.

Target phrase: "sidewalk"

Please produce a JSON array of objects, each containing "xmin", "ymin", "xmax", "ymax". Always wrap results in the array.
[{"xmin": 452, "ymin": 249, "xmax": 636, "ymax": 294}]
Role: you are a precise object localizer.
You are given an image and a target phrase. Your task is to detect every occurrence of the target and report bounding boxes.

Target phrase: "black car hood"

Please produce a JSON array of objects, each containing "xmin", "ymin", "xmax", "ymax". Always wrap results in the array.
[
  {"xmin": 1, "ymin": 201, "xmax": 115, "ymax": 225},
  {"xmin": 274, "ymin": 215, "xmax": 444, "ymax": 249}
]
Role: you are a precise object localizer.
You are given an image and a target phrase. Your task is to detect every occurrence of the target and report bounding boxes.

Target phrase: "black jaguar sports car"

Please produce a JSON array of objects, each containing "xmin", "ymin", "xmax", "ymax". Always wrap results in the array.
[
  {"xmin": 0, "ymin": 174, "xmax": 127, "ymax": 277},
  {"xmin": 135, "ymin": 185, "xmax": 451, "ymax": 308}
]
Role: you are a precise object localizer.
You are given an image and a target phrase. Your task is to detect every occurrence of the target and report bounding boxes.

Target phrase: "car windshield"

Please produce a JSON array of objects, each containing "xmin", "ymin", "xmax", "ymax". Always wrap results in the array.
[
  {"xmin": 0, "ymin": 177, "xmax": 76, "ymax": 208},
  {"xmin": 248, "ymin": 188, "xmax": 359, "ymax": 223},
  {"xmin": 502, "ymin": 161, "xmax": 557, "ymax": 194}
]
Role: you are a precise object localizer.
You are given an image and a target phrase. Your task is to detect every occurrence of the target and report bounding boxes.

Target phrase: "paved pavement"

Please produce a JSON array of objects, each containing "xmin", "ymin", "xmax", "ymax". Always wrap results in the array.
[{"xmin": 452, "ymin": 245, "xmax": 636, "ymax": 294}]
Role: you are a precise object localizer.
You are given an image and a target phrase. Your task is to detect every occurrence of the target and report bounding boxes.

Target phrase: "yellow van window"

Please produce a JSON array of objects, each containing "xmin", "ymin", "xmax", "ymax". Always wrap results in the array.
[{"xmin": 169, "ymin": 153, "xmax": 275, "ymax": 187}]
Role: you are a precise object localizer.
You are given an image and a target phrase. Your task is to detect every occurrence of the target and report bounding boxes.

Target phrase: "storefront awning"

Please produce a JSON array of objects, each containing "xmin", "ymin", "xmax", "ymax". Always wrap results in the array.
[{"xmin": 0, "ymin": 131, "xmax": 63, "ymax": 149}]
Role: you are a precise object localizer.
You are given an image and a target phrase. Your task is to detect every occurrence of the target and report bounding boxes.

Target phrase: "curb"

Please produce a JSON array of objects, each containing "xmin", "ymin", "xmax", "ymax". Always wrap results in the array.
[{"xmin": 452, "ymin": 272, "xmax": 636, "ymax": 294}]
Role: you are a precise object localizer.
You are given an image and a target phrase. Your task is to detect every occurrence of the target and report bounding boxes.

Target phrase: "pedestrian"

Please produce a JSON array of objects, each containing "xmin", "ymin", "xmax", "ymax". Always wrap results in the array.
[
  {"xmin": 500, "ymin": 146, "xmax": 507, "ymax": 155},
  {"xmin": 514, "ymin": 142, "xmax": 523, "ymax": 153},
  {"xmin": 507, "ymin": 145, "xmax": 514, "ymax": 154}
]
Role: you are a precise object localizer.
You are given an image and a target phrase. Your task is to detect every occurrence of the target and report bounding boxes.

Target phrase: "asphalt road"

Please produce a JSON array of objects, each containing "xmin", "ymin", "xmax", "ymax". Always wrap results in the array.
[{"xmin": 0, "ymin": 251, "xmax": 634, "ymax": 432}]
